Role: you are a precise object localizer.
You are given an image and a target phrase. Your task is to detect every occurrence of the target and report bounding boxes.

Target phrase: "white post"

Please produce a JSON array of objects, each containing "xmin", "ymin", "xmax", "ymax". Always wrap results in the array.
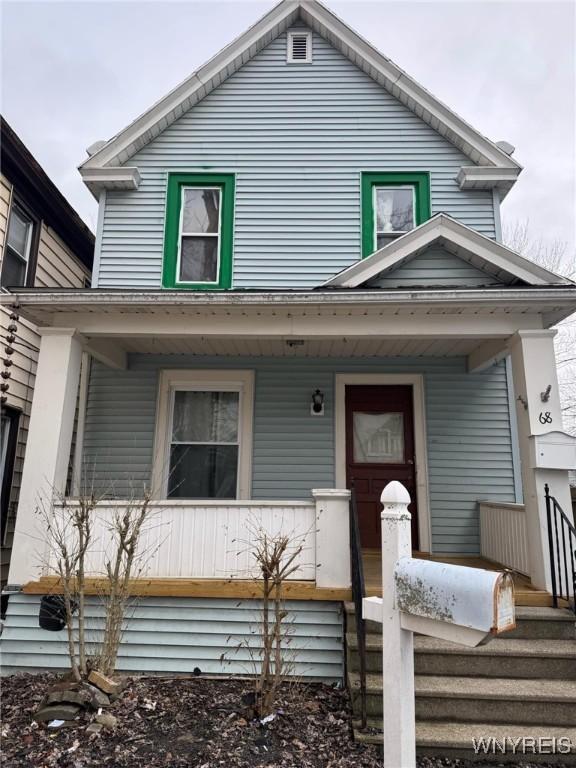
[
  {"xmin": 508, "ymin": 330, "xmax": 574, "ymax": 590},
  {"xmin": 312, "ymin": 488, "xmax": 351, "ymax": 588},
  {"xmin": 380, "ymin": 481, "xmax": 415, "ymax": 768},
  {"xmin": 7, "ymin": 329, "xmax": 83, "ymax": 586}
]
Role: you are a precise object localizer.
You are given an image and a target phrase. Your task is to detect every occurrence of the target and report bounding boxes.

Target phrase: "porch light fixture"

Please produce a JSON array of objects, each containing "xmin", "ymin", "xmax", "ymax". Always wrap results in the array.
[{"xmin": 311, "ymin": 389, "xmax": 325, "ymax": 416}]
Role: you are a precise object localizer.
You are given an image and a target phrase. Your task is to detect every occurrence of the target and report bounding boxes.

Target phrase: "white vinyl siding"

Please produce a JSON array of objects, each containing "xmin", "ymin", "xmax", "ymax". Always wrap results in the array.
[{"xmin": 97, "ymin": 26, "xmax": 496, "ymax": 289}]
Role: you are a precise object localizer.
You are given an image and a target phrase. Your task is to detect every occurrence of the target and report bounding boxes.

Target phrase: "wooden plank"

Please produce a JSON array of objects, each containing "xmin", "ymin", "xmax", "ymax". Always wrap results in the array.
[{"xmin": 22, "ymin": 576, "xmax": 351, "ymax": 602}]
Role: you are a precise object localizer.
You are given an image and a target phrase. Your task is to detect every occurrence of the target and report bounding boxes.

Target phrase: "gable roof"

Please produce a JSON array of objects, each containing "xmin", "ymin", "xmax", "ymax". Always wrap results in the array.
[
  {"xmin": 2, "ymin": 118, "xmax": 94, "ymax": 270},
  {"xmin": 321, "ymin": 214, "xmax": 573, "ymax": 288},
  {"xmin": 79, "ymin": 0, "xmax": 521, "ymax": 194}
]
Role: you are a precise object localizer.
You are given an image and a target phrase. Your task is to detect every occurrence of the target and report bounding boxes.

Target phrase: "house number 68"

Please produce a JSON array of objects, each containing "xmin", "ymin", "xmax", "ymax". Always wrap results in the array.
[{"xmin": 539, "ymin": 412, "xmax": 553, "ymax": 424}]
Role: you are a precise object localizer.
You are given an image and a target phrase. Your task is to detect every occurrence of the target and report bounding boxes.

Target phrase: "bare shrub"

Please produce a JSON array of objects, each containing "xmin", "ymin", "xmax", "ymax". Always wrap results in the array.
[{"xmin": 39, "ymin": 486, "xmax": 155, "ymax": 680}]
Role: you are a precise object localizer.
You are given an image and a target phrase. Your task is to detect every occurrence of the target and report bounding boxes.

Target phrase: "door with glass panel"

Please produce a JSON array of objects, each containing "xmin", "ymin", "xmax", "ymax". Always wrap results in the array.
[
  {"xmin": 167, "ymin": 388, "xmax": 240, "ymax": 499},
  {"xmin": 345, "ymin": 385, "xmax": 418, "ymax": 549}
]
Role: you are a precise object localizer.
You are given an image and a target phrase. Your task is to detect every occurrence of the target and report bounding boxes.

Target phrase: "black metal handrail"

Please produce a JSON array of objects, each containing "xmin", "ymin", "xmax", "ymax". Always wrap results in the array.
[
  {"xmin": 349, "ymin": 485, "xmax": 367, "ymax": 730},
  {"xmin": 545, "ymin": 484, "xmax": 576, "ymax": 615}
]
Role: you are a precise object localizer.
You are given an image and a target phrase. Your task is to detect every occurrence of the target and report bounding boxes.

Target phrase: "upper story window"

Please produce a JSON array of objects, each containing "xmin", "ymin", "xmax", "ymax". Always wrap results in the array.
[
  {"xmin": 1, "ymin": 201, "xmax": 37, "ymax": 288},
  {"xmin": 163, "ymin": 173, "xmax": 235, "ymax": 290},
  {"xmin": 361, "ymin": 172, "xmax": 431, "ymax": 258}
]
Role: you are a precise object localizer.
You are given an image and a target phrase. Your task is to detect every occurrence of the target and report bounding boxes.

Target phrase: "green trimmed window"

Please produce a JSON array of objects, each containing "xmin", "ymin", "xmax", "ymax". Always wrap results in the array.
[
  {"xmin": 361, "ymin": 172, "xmax": 431, "ymax": 257},
  {"xmin": 163, "ymin": 173, "xmax": 235, "ymax": 290}
]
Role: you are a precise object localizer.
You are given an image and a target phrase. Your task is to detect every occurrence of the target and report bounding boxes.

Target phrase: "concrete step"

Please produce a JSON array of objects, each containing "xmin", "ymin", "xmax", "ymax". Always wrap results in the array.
[
  {"xmin": 505, "ymin": 607, "xmax": 575, "ymax": 640},
  {"xmin": 345, "ymin": 603, "xmax": 575, "ymax": 640},
  {"xmin": 354, "ymin": 721, "xmax": 576, "ymax": 764},
  {"xmin": 415, "ymin": 676, "xmax": 576, "ymax": 727},
  {"xmin": 346, "ymin": 633, "xmax": 576, "ymax": 679},
  {"xmin": 348, "ymin": 673, "xmax": 576, "ymax": 727},
  {"xmin": 414, "ymin": 636, "xmax": 576, "ymax": 680}
]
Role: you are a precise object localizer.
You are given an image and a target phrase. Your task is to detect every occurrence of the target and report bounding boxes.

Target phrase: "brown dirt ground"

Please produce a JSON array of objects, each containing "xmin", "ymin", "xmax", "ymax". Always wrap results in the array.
[{"xmin": 0, "ymin": 673, "xmax": 570, "ymax": 768}]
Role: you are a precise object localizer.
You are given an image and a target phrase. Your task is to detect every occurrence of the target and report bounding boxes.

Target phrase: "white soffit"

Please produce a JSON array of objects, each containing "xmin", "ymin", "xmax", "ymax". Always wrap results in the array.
[
  {"xmin": 322, "ymin": 214, "xmax": 574, "ymax": 288},
  {"xmin": 78, "ymin": 0, "xmax": 521, "ymax": 187}
]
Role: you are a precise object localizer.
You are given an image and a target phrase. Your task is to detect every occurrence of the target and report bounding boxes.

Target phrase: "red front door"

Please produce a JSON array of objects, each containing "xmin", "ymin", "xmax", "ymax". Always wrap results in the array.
[{"xmin": 345, "ymin": 385, "xmax": 418, "ymax": 549}]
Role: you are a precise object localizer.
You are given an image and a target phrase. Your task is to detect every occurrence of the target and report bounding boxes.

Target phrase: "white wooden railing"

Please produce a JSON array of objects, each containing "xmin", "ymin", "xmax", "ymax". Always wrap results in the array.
[
  {"xmin": 48, "ymin": 490, "xmax": 352, "ymax": 587},
  {"xmin": 479, "ymin": 500, "xmax": 529, "ymax": 576}
]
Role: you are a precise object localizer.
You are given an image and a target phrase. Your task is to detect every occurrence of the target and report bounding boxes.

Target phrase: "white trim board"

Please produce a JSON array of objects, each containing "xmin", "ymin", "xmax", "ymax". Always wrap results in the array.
[
  {"xmin": 79, "ymin": 0, "xmax": 520, "ymax": 192},
  {"xmin": 151, "ymin": 369, "xmax": 255, "ymax": 500},
  {"xmin": 322, "ymin": 213, "xmax": 572, "ymax": 288},
  {"xmin": 334, "ymin": 373, "xmax": 431, "ymax": 553}
]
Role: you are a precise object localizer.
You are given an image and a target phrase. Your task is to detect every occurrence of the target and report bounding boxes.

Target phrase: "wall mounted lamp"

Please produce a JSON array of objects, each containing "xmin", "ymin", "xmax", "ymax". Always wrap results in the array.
[{"xmin": 311, "ymin": 389, "xmax": 325, "ymax": 416}]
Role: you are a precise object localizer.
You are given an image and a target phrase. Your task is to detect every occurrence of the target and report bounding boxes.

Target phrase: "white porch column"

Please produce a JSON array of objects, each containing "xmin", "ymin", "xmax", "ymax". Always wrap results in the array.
[
  {"xmin": 312, "ymin": 488, "xmax": 351, "ymax": 589},
  {"xmin": 7, "ymin": 329, "xmax": 83, "ymax": 586},
  {"xmin": 508, "ymin": 330, "xmax": 573, "ymax": 591}
]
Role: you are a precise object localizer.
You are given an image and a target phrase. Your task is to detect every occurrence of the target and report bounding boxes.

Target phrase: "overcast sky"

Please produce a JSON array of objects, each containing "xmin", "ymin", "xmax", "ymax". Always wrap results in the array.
[{"xmin": 2, "ymin": 0, "xmax": 575, "ymax": 260}]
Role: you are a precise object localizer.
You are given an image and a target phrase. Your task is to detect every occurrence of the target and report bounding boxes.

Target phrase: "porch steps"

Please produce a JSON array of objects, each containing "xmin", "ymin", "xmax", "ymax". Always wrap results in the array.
[
  {"xmin": 355, "ymin": 721, "xmax": 576, "ymax": 764},
  {"xmin": 345, "ymin": 603, "xmax": 576, "ymax": 761}
]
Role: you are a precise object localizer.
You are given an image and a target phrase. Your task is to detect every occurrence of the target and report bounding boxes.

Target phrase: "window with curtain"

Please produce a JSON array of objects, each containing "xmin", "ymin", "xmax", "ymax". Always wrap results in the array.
[
  {"xmin": 167, "ymin": 390, "xmax": 240, "ymax": 499},
  {"xmin": 162, "ymin": 173, "xmax": 235, "ymax": 291}
]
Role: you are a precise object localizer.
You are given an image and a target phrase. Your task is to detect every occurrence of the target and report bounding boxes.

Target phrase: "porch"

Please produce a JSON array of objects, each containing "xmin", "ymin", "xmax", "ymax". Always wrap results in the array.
[{"xmin": 3, "ymin": 288, "xmax": 575, "ymax": 599}]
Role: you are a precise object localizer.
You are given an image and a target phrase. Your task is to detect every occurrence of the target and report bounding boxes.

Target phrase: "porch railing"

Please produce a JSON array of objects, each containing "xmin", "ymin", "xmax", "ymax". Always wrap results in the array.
[
  {"xmin": 545, "ymin": 484, "xmax": 576, "ymax": 614},
  {"xmin": 349, "ymin": 485, "xmax": 367, "ymax": 730},
  {"xmin": 48, "ymin": 500, "xmax": 316, "ymax": 581}
]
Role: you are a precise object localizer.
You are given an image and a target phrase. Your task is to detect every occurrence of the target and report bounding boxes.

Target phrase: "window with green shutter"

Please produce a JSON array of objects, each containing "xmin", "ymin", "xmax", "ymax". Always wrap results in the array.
[
  {"xmin": 163, "ymin": 173, "xmax": 235, "ymax": 290},
  {"xmin": 361, "ymin": 172, "xmax": 431, "ymax": 258}
]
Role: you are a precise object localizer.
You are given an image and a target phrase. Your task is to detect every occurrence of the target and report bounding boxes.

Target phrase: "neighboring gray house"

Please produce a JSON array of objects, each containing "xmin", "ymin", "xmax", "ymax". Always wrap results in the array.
[{"xmin": 2, "ymin": 0, "xmax": 575, "ymax": 754}]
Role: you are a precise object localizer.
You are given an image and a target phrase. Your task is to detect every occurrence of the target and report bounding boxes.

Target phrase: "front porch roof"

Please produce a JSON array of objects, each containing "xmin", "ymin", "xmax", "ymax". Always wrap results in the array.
[
  {"xmin": 3, "ymin": 285, "xmax": 575, "ymax": 368},
  {"xmin": 3, "ymin": 285, "xmax": 576, "ymax": 323}
]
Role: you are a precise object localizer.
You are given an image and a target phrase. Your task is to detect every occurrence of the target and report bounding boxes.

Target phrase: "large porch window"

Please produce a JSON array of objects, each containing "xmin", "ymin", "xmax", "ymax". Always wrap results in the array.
[
  {"xmin": 152, "ymin": 370, "xmax": 254, "ymax": 499},
  {"xmin": 168, "ymin": 390, "xmax": 240, "ymax": 499}
]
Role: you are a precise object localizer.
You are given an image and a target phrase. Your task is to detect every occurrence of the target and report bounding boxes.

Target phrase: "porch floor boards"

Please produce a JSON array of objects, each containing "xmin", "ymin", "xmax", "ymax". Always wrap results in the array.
[
  {"xmin": 363, "ymin": 549, "xmax": 555, "ymax": 607},
  {"xmin": 22, "ymin": 554, "xmax": 553, "ymax": 606},
  {"xmin": 21, "ymin": 576, "xmax": 351, "ymax": 602}
]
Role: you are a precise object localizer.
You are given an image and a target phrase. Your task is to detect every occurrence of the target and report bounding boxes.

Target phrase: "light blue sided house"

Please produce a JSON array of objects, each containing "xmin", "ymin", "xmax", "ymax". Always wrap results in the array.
[{"xmin": 2, "ymin": 0, "xmax": 576, "ymax": 748}]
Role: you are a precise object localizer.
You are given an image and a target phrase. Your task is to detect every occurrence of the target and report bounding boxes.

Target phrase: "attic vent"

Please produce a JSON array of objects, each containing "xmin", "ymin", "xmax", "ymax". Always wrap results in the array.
[{"xmin": 287, "ymin": 31, "xmax": 312, "ymax": 63}]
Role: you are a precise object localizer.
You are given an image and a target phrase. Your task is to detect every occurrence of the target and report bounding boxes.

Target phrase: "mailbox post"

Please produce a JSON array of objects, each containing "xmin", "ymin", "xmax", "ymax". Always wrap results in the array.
[{"xmin": 362, "ymin": 481, "xmax": 516, "ymax": 768}]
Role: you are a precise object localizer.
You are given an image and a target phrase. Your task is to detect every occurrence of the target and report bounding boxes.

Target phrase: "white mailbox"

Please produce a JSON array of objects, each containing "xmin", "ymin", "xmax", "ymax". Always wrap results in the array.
[
  {"xmin": 531, "ymin": 431, "xmax": 576, "ymax": 470},
  {"xmin": 361, "ymin": 481, "xmax": 517, "ymax": 768},
  {"xmin": 396, "ymin": 557, "xmax": 514, "ymax": 645}
]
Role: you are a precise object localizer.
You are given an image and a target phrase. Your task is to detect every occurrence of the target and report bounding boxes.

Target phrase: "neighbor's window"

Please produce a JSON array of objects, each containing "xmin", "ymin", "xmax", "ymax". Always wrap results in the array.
[
  {"xmin": 168, "ymin": 389, "xmax": 240, "ymax": 499},
  {"xmin": 162, "ymin": 174, "xmax": 235, "ymax": 290},
  {"xmin": 361, "ymin": 173, "xmax": 431, "ymax": 258},
  {"xmin": 1, "ymin": 202, "xmax": 35, "ymax": 288}
]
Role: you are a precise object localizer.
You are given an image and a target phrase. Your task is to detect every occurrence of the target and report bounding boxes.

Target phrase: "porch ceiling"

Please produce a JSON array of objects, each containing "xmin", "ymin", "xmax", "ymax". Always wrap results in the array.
[{"xmin": 117, "ymin": 335, "xmax": 481, "ymax": 357}]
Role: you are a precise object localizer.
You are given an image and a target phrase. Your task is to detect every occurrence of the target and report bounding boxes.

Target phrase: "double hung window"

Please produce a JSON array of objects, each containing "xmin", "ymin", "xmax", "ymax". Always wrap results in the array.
[
  {"xmin": 163, "ymin": 174, "xmax": 234, "ymax": 290},
  {"xmin": 361, "ymin": 173, "xmax": 431, "ymax": 257},
  {"xmin": 1, "ymin": 202, "xmax": 36, "ymax": 288},
  {"xmin": 153, "ymin": 370, "xmax": 254, "ymax": 499}
]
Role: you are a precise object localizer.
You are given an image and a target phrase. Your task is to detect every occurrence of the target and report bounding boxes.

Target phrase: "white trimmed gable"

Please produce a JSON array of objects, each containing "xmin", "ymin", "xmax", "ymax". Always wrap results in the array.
[
  {"xmin": 368, "ymin": 245, "xmax": 510, "ymax": 289},
  {"xmin": 322, "ymin": 214, "xmax": 573, "ymax": 289},
  {"xmin": 79, "ymin": 0, "xmax": 521, "ymax": 197}
]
